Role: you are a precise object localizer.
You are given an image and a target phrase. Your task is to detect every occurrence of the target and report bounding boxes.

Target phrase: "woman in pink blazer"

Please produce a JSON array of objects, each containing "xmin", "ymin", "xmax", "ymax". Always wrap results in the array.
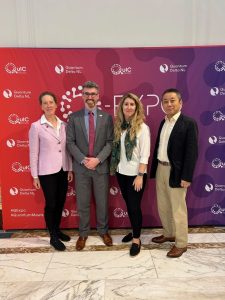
[{"xmin": 29, "ymin": 91, "xmax": 73, "ymax": 251}]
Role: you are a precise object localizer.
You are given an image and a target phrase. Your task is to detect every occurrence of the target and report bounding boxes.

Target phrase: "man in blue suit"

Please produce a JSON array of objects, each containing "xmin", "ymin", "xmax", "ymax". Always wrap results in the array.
[
  {"xmin": 66, "ymin": 81, "xmax": 114, "ymax": 250},
  {"xmin": 150, "ymin": 88, "xmax": 198, "ymax": 258}
]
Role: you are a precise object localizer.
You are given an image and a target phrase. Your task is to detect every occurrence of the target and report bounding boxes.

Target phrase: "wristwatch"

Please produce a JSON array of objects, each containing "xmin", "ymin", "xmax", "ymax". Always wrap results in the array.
[{"xmin": 137, "ymin": 172, "xmax": 144, "ymax": 176}]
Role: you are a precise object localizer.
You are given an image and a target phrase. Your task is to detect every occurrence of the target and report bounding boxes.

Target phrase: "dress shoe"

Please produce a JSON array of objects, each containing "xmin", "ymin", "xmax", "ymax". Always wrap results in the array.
[
  {"xmin": 57, "ymin": 231, "xmax": 71, "ymax": 242},
  {"xmin": 152, "ymin": 235, "xmax": 175, "ymax": 244},
  {"xmin": 100, "ymin": 233, "xmax": 113, "ymax": 246},
  {"xmin": 122, "ymin": 232, "xmax": 133, "ymax": 243},
  {"xmin": 50, "ymin": 236, "xmax": 66, "ymax": 251},
  {"xmin": 130, "ymin": 240, "xmax": 141, "ymax": 257},
  {"xmin": 76, "ymin": 236, "xmax": 88, "ymax": 251},
  {"xmin": 167, "ymin": 245, "xmax": 187, "ymax": 258}
]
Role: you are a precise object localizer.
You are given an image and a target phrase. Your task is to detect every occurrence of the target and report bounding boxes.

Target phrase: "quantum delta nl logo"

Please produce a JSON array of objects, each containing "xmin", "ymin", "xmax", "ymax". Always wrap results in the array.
[
  {"xmin": 55, "ymin": 64, "xmax": 83, "ymax": 75},
  {"xmin": 159, "ymin": 63, "xmax": 187, "ymax": 73},
  {"xmin": 210, "ymin": 87, "xmax": 225, "ymax": 96}
]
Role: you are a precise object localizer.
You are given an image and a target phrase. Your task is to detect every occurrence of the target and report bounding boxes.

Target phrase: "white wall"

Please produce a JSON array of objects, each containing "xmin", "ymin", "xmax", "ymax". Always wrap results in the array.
[{"xmin": 0, "ymin": 0, "xmax": 224, "ymax": 47}]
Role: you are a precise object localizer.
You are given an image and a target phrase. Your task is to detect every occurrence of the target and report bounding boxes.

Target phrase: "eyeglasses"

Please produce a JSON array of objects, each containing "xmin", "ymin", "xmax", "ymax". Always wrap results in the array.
[{"xmin": 83, "ymin": 92, "xmax": 98, "ymax": 97}]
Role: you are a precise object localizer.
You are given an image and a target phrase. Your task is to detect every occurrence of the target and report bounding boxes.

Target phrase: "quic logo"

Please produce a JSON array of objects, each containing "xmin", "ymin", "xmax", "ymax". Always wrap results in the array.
[
  {"xmin": 212, "ymin": 158, "xmax": 225, "ymax": 168},
  {"xmin": 210, "ymin": 87, "xmax": 219, "ymax": 96},
  {"xmin": 111, "ymin": 64, "xmax": 132, "ymax": 75},
  {"xmin": 215, "ymin": 61, "xmax": 225, "ymax": 72},
  {"xmin": 67, "ymin": 186, "xmax": 76, "ymax": 196},
  {"xmin": 3, "ymin": 89, "xmax": 13, "ymax": 98},
  {"xmin": 159, "ymin": 64, "xmax": 169, "ymax": 73},
  {"xmin": 55, "ymin": 64, "xmax": 64, "ymax": 74},
  {"xmin": 213, "ymin": 111, "xmax": 225, "ymax": 122},
  {"xmin": 8, "ymin": 114, "xmax": 29, "ymax": 124},
  {"xmin": 11, "ymin": 162, "xmax": 30, "ymax": 173},
  {"xmin": 113, "ymin": 208, "xmax": 128, "ymax": 218},
  {"xmin": 5, "ymin": 62, "xmax": 27, "ymax": 74},
  {"xmin": 211, "ymin": 204, "xmax": 225, "ymax": 214}
]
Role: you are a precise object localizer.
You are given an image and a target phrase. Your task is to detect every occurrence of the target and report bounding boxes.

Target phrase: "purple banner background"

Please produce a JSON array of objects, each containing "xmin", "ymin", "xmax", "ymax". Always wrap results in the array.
[{"xmin": 0, "ymin": 46, "xmax": 225, "ymax": 229}]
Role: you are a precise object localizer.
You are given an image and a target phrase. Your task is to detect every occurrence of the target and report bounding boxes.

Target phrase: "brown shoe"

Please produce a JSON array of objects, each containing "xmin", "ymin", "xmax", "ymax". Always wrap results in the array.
[
  {"xmin": 76, "ymin": 236, "xmax": 88, "ymax": 251},
  {"xmin": 100, "ymin": 232, "xmax": 113, "ymax": 246},
  {"xmin": 152, "ymin": 235, "xmax": 175, "ymax": 244},
  {"xmin": 167, "ymin": 245, "xmax": 187, "ymax": 258}
]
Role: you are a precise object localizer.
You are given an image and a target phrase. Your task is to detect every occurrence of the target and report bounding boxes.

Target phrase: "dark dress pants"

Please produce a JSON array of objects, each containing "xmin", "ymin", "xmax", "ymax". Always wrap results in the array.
[
  {"xmin": 116, "ymin": 172, "xmax": 147, "ymax": 238},
  {"xmin": 39, "ymin": 169, "xmax": 68, "ymax": 233}
]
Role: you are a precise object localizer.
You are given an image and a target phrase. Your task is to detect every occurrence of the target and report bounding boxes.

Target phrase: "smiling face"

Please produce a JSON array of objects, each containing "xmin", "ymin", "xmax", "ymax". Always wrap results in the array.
[
  {"xmin": 41, "ymin": 94, "xmax": 57, "ymax": 117},
  {"xmin": 82, "ymin": 87, "xmax": 99, "ymax": 110},
  {"xmin": 122, "ymin": 97, "xmax": 137, "ymax": 121},
  {"xmin": 162, "ymin": 92, "xmax": 182, "ymax": 119}
]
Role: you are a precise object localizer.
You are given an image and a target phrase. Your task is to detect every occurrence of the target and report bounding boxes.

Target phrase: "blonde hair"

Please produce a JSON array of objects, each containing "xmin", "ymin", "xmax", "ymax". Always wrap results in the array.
[{"xmin": 114, "ymin": 93, "xmax": 145, "ymax": 141}]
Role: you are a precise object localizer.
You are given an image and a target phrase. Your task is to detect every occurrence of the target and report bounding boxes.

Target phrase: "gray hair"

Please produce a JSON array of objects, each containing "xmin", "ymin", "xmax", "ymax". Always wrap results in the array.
[{"xmin": 82, "ymin": 81, "xmax": 99, "ymax": 91}]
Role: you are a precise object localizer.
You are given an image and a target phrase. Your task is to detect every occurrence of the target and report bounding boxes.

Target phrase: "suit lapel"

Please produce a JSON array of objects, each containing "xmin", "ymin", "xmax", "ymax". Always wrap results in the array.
[
  {"xmin": 79, "ymin": 110, "xmax": 88, "ymax": 143},
  {"xmin": 42, "ymin": 123, "xmax": 61, "ymax": 142},
  {"xmin": 95, "ymin": 109, "xmax": 104, "ymax": 141}
]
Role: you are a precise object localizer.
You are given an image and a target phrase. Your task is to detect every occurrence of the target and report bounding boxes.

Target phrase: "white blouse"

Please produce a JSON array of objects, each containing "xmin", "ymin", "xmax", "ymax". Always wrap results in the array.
[{"xmin": 117, "ymin": 123, "xmax": 150, "ymax": 176}]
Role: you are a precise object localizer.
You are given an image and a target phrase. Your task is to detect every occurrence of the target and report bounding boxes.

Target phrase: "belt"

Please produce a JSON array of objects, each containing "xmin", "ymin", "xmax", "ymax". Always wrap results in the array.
[{"xmin": 158, "ymin": 160, "xmax": 170, "ymax": 166}]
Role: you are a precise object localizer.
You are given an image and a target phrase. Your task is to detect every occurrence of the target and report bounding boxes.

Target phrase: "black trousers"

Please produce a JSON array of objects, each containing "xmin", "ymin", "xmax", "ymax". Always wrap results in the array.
[
  {"xmin": 116, "ymin": 172, "xmax": 147, "ymax": 238},
  {"xmin": 39, "ymin": 169, "xmax": 68, "ymax": 233}
]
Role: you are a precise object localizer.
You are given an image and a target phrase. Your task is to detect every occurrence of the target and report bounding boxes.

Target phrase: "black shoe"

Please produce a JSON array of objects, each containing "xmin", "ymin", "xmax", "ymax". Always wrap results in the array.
[
  {"xmin": 122, "ymin": 232, "xmax": 133, "ymax": 243},
  {"xmin": 50, "ymin": 236, "xmax": 66, "ymax": 251},
  {"xmin": 130, "ymin": 241, "xmax": 141, "ymax": 257},
  {"xmin": 57, "ymin": 231, "xmax": 71, "ymax": 242}
]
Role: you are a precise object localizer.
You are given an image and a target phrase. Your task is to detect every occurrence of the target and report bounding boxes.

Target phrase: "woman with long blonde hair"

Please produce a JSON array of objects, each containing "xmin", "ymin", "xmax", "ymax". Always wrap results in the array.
[{"xmin": 110, "ymin": 93, "xmax": 150, "ymax": 256}]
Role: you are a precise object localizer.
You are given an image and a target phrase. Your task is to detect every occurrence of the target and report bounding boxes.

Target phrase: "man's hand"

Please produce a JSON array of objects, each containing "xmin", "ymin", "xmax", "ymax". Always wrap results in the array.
[
  {"xmin": 84, "ymin": 157, "xmax": 100, "ymax": 170},
  {"xmin": 180, "ymin": 180, "xmax": 191, "ymax": 188}
]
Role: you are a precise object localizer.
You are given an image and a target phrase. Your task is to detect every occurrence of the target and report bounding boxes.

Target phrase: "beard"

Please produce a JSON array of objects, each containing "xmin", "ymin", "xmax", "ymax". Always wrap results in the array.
[{"xmin": 86, "ymin": 99, "xmax": 96, "ymax": 109}]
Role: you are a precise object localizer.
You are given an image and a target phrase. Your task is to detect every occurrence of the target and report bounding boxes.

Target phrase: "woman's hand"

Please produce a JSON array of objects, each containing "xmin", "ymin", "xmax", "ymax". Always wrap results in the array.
[
  {"xmin": 68, "ymin": 171, "xmax": 73, "ymax": 182},
  {"xmin": 33, "ymin": 178, "xmax": 41, "ymax": 189},
  {"xmin": 133, "ymin": 176, "xmax": 143, "ymax": 192}
]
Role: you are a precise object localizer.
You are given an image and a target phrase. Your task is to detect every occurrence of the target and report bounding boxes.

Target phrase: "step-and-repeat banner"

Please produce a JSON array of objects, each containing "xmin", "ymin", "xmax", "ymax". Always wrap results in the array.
[{"xmin": 0, "ymin": 47, "xmax": 225, "ymax": 230}]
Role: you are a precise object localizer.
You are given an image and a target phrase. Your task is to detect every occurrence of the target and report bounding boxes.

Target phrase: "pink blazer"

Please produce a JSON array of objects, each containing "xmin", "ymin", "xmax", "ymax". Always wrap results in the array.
[{"xmin": 29, "ymin": 119, "xmax": 72, "ymax": 178}]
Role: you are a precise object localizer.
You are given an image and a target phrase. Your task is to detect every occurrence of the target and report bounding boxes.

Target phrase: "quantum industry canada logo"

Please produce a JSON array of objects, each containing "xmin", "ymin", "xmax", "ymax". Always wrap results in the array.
[
  {"xmin": 211, "ymin": 204, "xmax": 225, "ymax": 215},
  {"xmin": 113, "ymin": 208, "xmax": 128, "ymax": 218},
  {"xmin": 212, "ymin": 111, "xmax": 225, "ymax": 122},
  {"xmin": 111, "ymin": 64, "xmax": 132, "ymax": 75},
  {"xmin": 55, "ymin": 64, "xmax": 83, "ymax": 75},
  {"xmin": 5, "ymin": 62, "xmax": 27, "ymax": 74},
  {"xmin": 159, "ymin": 63, "xmax": 188, "ymax": 73},
  {"xmin": 214, "ymin": 60, "xmax": 225, "ymax": 72},
  {"xmin": 211, "ymin": 158, "xmax": 225, "ymax": 169},
  {"xmin": 8, "ymin": 114, "xmax": 29, "ymax": 125},
  {"xmin": 11, "ymin": 162, "xmax": 30, "ymax": 173}
]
